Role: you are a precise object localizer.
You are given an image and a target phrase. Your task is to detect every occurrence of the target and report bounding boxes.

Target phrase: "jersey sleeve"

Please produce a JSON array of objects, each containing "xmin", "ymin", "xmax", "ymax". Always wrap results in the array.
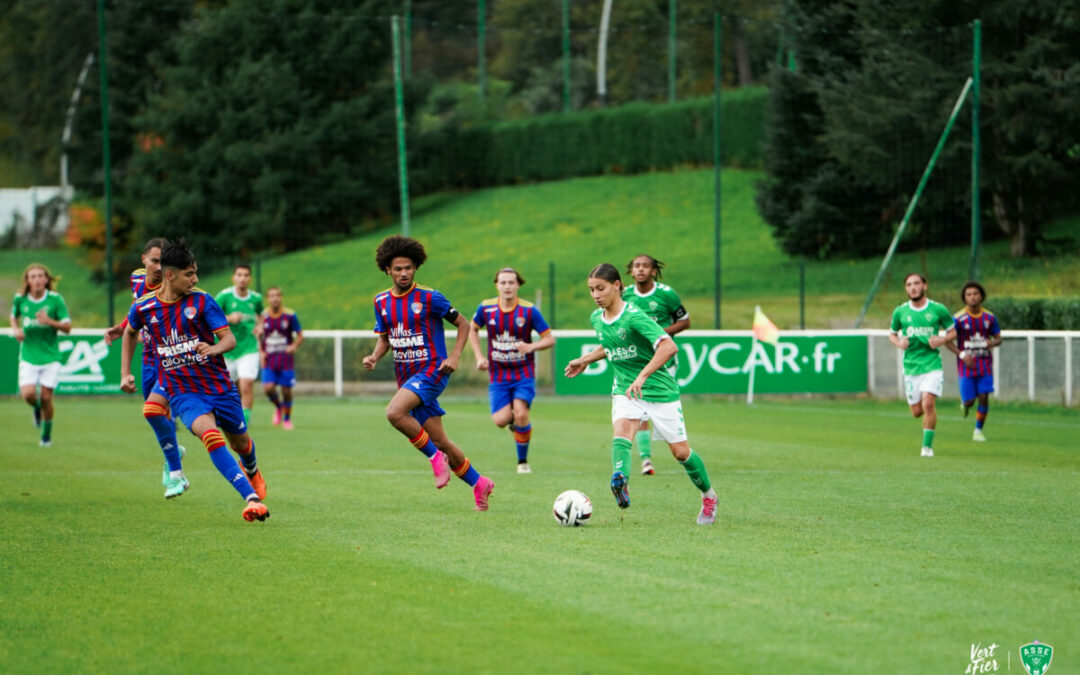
[
  {"xmin": 204, "ymin": 295, "xmax": 229, "ymax": 333},
  {"xmin": 631, "ymin": 308, "xmax": 668, "ymax": 347},
  {"xmin": 54, "ymin": 294, "xmax": 70, "ymax": 323},
  {"xmin": 531, "ymin": 307, "xmax": 551, "ymax": 335},
  {"xmin": 214, "ymin": 289, "xmax": 228, "ymax": 312},
  {"xmin": 937, "ymin": 305, "xmax": 953, "ymax": 331},
  {"xmin": 11, "ymin": 295, "xmax": 20, "ymax": 319},
  {"xmin": 255, "ymin": 293, "xmax": 264, "ymax": 315},
  {"xmin": 471, "ymin": 304, "xmax": 486, "ymax": 328},
  {"xmin": 431, "ymin": 291, "xmax": 459, "ymax": 323},
  {"xmin": 126, "ymin": 302, "xmax": 143, "ymax": 331},
  {"xmin": 989, "ymin": 313, "xmax": 1001, "ymax": 335},
  {"xmin": 666, "ymin": 288, "xmax": 688, "ymax": 322},
  {"xmin": 290, "ymin": 312, "xmax": 302, "ymax": 334},
  {"xmin": 373, "ymin": 298, "xmax": 386, "ymax": 334},
  {"xmin": 890, "ymin": 308, "xmax": 902, "ymax": 334}
]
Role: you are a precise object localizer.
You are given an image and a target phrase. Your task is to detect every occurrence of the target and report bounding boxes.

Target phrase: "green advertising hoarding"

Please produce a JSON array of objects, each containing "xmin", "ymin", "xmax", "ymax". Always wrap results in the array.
[
  {"xmin": 1, "ymin": 332, "xmax": 142, "ymax": 395},
  {"xmin": 554, "ymin": 333, "xmax": 868, "ymax": 395}
]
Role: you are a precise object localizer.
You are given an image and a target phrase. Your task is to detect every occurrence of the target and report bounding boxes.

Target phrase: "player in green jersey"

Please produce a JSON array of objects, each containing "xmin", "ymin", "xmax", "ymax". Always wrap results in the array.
[
  {"xmin": 9, "ymin": 263, "xmax": 71, "ymax": 446},
  {"xmin": 565, "ymin": 263, "xmax": 717, "ymax": 525},
  {"xmin": 215, "ymin": 265, "xmax": 264, "ymax": 424},
  {"xmin": 888, "ymin": 273, "xmax": 953, "ymax": 458},
  {"xmin": 623, "ymin": 254, "xmax": 690, "ymax": 476}
]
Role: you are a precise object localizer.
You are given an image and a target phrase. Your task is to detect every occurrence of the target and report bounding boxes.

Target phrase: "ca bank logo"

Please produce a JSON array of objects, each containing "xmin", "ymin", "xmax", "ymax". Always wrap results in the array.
[
  {"xmin": 58, "ymin": 338, "xmax": 108, "ymax": 383},
  {"xmin": 1019, "ymin": 640, "xmax": 1053, "ymax": 675}
]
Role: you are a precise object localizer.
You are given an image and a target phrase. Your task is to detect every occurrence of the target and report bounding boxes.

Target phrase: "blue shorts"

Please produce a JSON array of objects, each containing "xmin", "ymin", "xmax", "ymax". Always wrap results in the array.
[
  {"xmin": 488, "ymin": 378, "xmax": 536, "ymax": 414},
  {"xmin": 959, "ymin": 374, "xmax": 994, "ymax": 402},
  {"xmin": 401, "ymin": 372, "xmax": 448, "ymax": 426},
  {"xmin": 171, "ymin": 389, "xmax": 248, "ymax": 435},
  {"xmin": 141, "ymin": 364, "xmax": 168, "ymax": 402},
  {"xmin": 262, "ymin": 368, "xmax": 296, "ymax": 387}
]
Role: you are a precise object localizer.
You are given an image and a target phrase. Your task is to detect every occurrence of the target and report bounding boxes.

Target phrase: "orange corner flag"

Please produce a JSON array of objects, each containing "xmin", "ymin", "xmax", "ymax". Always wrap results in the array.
[{"xmin": 752, "ymin": 306, "xmax": 780, "ymax": 345}]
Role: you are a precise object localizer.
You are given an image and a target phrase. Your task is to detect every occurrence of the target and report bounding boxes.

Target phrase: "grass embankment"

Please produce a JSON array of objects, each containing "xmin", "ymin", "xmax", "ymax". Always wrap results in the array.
[{"xmin": 2, "ymin": 169, "xmax": 1078, "ymax": 330}]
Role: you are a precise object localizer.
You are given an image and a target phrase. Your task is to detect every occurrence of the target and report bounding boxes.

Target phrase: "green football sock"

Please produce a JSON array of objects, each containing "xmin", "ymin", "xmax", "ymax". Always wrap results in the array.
[
  {"xmin": 679, "ymin": 449, "xmax": 712, "ymax": 493},
  {"xmin": 612, "ymin": 437, "xmax": 633, "ymax": 476},
  {"xmin": 922, "ymin": 429, "xmax": 935, "ymax": 449},
  {"xmin": 635, "ymin": 430, "xmax": 652, "ymax": 459},
  {"xmin": 41, "ymin": 419, "xmax": 53, "ymax": 442},
  {"xmin": 243, "ymin": 408, "xmax": 251, "ymax": 424}
]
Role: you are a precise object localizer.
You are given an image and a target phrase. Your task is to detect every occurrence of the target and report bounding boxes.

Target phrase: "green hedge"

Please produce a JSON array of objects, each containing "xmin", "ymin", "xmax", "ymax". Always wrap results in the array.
[
  {"xmin": 988, "ymin": 298, "xmax": 1080, "ymax": 330},
  {"xmin": 413, "ymin": 87, "xmax": 766, "ymax": 193}
]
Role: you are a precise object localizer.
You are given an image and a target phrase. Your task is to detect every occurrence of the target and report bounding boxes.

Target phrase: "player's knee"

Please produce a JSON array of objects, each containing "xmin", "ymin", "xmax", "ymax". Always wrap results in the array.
[
  {"xmin": 385, "ymin": 406, "xmax": 406, "ymax": 426},
  {"xmin": 143, "ymin": 401, "xmax": 169, "ymax": 419}
]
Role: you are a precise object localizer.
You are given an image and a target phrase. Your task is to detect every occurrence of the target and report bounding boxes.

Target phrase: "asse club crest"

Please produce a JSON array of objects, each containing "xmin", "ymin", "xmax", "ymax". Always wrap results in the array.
[{"xmin": 1019, "ymin": 640, "xmax": 1053, "ymax": 675}]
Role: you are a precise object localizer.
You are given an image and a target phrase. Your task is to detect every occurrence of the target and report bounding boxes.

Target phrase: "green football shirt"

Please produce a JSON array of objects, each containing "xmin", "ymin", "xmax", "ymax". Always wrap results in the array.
[
  {"xmin": 10, "ymin": 290, "xmax": 70, "ymax": 365},
  {"xmin": 591, "ymin": 303, "xmax": 680, "ymax": 403},
  {"xmin": 622, "ymin": 281, "xmax": 688, "ymax": 329},
  {"xmin": 214, "ymin": 286, "xmax": 264, "ymax": 358},
  {"xmin": 890, "ymin": 299, "xmax": 953, "ymax": 376}
]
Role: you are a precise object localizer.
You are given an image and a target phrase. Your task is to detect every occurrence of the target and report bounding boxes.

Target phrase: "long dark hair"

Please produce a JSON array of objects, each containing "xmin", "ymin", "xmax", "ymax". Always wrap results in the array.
[
  {"xmin": 626, "ymin": 254, "xmax": 665, "ymax": 280},
  {"xmin": 588, "ymin": 263, "xmax": 623, "ymax": 290}
]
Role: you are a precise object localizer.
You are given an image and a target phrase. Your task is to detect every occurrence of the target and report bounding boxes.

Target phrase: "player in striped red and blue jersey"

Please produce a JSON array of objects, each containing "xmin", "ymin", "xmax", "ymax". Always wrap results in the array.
[
  {"xmin": 260, "ymin": 287, "xmax": 303, "ymax": 430},
  {"xmin": 468, "ymin": 267, "xmax": 554, "ymax": 473},
  {"xmin": 362, "ymin": 235, "xmax": 495, "ymax": 511},
  {"xmin": 945, "ymin": 281, "xmax": 1002, "ymax": 442},
  {"xmin": 120, "ymin": 239, "xmax": 269, "ymax": 522},
  {"xmin": 103, "ymin": 238, "xmax": 188, "ymax": 498}
]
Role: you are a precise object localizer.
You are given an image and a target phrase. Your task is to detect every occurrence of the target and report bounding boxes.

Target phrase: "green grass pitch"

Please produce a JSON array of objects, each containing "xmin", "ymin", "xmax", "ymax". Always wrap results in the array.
[{"xmin": 1, "ymin": 395, "xmax": 1077, "ymax": 673}]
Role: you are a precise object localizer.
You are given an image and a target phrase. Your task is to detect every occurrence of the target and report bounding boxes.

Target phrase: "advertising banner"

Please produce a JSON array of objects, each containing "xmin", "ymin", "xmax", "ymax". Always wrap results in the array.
[
  {"xmin": 554, "ymin": 333, "xmax": 868, "ymax": 396},
  {"xmin": 1, "ymin": 333, "xmax": 142, "ymax": 395}
]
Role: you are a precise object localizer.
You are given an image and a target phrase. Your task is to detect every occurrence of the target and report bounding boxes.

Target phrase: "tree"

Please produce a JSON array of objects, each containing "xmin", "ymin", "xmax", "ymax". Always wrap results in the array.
[
  {"xmin": 128, "ymin": 0, "xmax": 429, "ymax": 259},
  {"xmin": 757, "ymin": 0, "xmax": 1080, "ymax": 259},
  {"xmin": 980, "ymin": 1, "xmax": 1080, "ymax": 256}
]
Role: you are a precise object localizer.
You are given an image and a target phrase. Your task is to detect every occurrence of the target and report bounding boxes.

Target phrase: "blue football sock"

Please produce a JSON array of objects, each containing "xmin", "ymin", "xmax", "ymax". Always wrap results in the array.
[
  {"xmin": 514, "ymin": 423, "xmax": 532, "ymax": 463},
  {"xmin": 453, "ymin": 458, "xmax": 481, "ymax": 487},
  {"xmin": 207, "ymin": 446, "xmax": 257, "ymax": 500},
  {"xmin": 237, "ymin": 439, "xmax": 257, "ymax": 473},
  {"xmin": 147, "ymin": 413, "xmax": 182, "ymax": 472}
]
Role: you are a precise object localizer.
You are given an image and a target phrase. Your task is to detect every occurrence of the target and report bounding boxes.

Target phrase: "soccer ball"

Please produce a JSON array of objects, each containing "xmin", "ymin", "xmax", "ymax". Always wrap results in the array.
[{"xmin": 552, "ymin": 490, "xmax": 592, "ymax": 527}]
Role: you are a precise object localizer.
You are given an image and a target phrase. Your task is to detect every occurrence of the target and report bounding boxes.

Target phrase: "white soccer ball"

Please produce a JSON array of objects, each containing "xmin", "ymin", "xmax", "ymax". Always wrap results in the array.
[{"xmin": 552, "ymin": 490, "xmax": 592, "ymax": 527}]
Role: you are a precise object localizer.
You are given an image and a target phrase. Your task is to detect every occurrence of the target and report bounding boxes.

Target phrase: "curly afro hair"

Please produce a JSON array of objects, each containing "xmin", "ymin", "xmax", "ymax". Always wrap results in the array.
[{"xmin": 375, "ymin": 235, "xmax": 427, "ymax": 272}]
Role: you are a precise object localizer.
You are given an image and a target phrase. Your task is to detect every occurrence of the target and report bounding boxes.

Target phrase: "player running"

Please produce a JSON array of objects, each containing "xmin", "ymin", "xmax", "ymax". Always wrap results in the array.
[
  {"xmin": 104, "ymin": 238, "xmax": 188, "ymax": 498},
  {"xmin": 121, "ymin": 240, "xmax": 269, "ymax": 522},
  {"xmin": 623, "ymin": 254, "xmax": 690, "ymax": 476},
  {"xmin": 9, "ymin": 263, "xmax": 70, "ymax": 447},
  {"xmin": 259, "ymin": 287, "xmax": 303, "ymax": 430},
  {"xmin": 361, "ymin": 235, "xmax": 495, "ymax": 511},
  {"xmin": 468, "ymin": 267, "xmax": 555, "ymax": 473},
  {"xmin": 946, "ymin": 281, "xmax": 1001, "ymax": 442},
  {"xmin": 564, "ymin": 263, "xmax": 717, "ymax": 525},
  {"xmin": 215, "ymin": 265, "xmax": 263, "ymax": 424},
  {"xmin": 888, "ymin": 273, "xmax": 953, "ymax": 458}
]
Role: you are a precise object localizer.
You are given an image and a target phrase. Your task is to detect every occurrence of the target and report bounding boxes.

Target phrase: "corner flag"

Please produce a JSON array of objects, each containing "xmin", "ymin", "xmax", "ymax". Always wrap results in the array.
[{"xmin": 752, "ymin": 306, "xmax": 780, "ymax": 345}]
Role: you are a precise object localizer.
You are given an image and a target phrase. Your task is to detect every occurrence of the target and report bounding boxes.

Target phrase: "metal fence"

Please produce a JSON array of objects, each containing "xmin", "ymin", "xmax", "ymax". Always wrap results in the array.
[{"xmin": 301, "ymin": 329, "xmax": 1077, "ymax": 404}]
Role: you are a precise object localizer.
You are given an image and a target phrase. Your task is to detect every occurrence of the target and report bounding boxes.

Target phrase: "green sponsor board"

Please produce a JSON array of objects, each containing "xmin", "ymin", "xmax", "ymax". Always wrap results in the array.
[
  {"xmin": 1, "ymin": 333, "xmax": 143, "ymax": 395},
  {"xmin": 555, "ymin": 334, "xmax": 868, "ymax": 395}
]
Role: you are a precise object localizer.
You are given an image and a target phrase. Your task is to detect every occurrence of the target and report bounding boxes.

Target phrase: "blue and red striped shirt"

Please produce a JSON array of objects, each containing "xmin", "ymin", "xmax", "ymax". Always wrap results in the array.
[
  {"xmin": 953, "ymin": 307, "xmax": 1000, "ymax": 378},
  {"xmin": 130, "ymin": 269, "xmax": 162, "ymax": 369},
  {"xmin": 373, "ymin": 284, "xmax": 457, "ymax": 387},
  {"xmin": 471, "ymin": 298, "xmax": 551, "ymax": 382},
  {"xmin": 261, "ymin": 309, "xmax": 302, "ymax": 372},
  {"xmin": 127, "ymin": 289, "xmax": 234, "ymax": 396}
]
